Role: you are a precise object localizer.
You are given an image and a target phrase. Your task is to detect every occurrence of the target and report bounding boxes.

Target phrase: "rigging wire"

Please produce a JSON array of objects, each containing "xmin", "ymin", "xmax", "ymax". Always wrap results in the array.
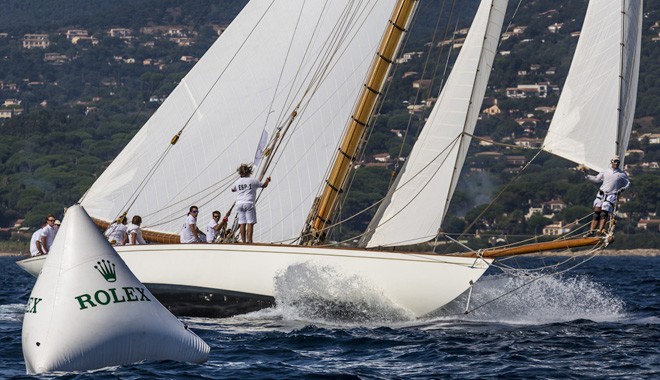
[
  {"xmin": 254, "ymin": 0, "xmax": 379, "ymax": 196},
  {"xmin": 454, "ymin": 242, "xmax": 607, "ymax": 317},
  {"xmin": 390, "ymin": 0, "xmax": 458, "ymax": 185},
  {"xmin": 238, "ymin": 0, "xmax": 394, "ymax": 242},
  {"xmin": 295, "ymin": 131, "xmax": 461, "ymax": 245},
  {"xmin": 260, "ymin": 2, "xmax": 307, "ymax": 137},
  {"xmin": 89, "ymin": 1, "xmax": 278, "ymax": 226},
  {"xmin": 259, "ymin": 1, "xmax": 371, "ymax": 173},
  {"xmin": 332, "ymin": 0, "xmax": 449, "ymax": 241},
  {"xmin": 456, "ymin": 147, "xmax": 545, "ymax": 243}
]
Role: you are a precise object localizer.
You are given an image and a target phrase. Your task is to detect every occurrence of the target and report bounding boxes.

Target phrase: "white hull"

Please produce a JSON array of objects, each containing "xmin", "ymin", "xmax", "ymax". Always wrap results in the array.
[{"xmin": 17, "ymin": 244, "xmax": 490, "ymax": 318}]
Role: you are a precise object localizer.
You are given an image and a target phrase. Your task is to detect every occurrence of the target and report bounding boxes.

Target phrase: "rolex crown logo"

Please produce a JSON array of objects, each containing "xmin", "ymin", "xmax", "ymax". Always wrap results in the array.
[{"xmin": 94, "ymin": 259, "xmax": 117, "ymax": 282}]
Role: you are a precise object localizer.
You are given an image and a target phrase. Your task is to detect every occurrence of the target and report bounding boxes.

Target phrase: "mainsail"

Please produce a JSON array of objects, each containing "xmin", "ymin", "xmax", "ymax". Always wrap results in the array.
[
  {"xmin": 80, "ymin": 1, "xmax": 399, "ymax": 243},
  {"xmin": 362, "ymin": 0, "xmax": 508, "ymax": 248},
  {"xmin": 543, "ymin": 0, "xmax": 642, "ymax": 172}
]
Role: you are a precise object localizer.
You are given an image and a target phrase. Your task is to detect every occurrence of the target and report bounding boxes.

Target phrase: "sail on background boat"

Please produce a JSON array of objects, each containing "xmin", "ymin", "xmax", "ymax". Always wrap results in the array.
[
  {"xmin": 81, "ymin": 0, "xmax": 399, "ymax": 243},
  {"xmin": 363, "ymin": 0, "xmax": 507, "ymax": 248},
  {"xmin": 543, "ymin": 0, "xmax": 642, "ymax": 172}
]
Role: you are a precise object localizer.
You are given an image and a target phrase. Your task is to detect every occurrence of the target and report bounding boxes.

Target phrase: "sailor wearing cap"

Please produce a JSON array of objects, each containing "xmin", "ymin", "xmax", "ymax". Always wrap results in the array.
[{"xmin": 581, "ymin": 156, "xmax": 630, "ymax": 236}]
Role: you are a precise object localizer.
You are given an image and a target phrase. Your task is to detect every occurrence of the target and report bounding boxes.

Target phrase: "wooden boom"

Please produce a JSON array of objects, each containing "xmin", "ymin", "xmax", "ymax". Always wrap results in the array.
[{"xmin": 457, "ymin": 236, "xmax": 605, "ymax": 259}]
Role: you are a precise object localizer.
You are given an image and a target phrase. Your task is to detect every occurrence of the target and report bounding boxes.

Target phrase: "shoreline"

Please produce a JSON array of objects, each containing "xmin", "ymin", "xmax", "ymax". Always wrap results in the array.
[{"xmin": 2, "ymin": 249, "xmax": 657, "ymax": 258}]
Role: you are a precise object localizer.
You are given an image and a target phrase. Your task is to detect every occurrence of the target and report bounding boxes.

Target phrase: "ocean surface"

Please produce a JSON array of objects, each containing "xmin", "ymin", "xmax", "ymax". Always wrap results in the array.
[{"xmin": 1, "ymin": 254, "xmax": 658, "ymax": 379}]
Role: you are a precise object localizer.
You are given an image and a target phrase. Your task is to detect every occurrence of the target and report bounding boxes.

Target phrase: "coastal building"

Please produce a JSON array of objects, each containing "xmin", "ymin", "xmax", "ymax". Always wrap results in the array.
[
  {"xmin": 637, "ymin": 217, "xmax": 660, "ymax": 231},
  {"xmin": 506, "ymin": 83, "xmax": 550, "ymax": 99},
  {"xmin": 514, "ymin": 137, "xmax": 543, "ymax": 148},
  {"xmin": 0, "ymin": 108, "xmax": 23, "ymax": 119},
  {"xmin": 542, "ymin": 199, "xmax": 566, "ymax": 212},
  {"xmin": 396, "ymin": 51, "xmax": 423, "ymax": 64},
  {"xmin": 638, "ymin": 133, "xmax": 660, "ymax": 144},
  {"xmin": 505, "ymin": 155, "xmax": 526, "ymax": 167},
  {"xmin": 22, "ymin": 34, "xmax": 50, "ymax": 49},
  {"xmin": 547, "ymin": 23, "xmax": 564, "ymax": 33},
  {"xmin": 482, "ymin": 98, "xmax": 501, "ymax": 116},
  {"xmin": 542, "ymin": 221, "xmax": 576, "ymax": 236},
  {"xmin": 373, "ymin": 153, "xmax": 391, "ymax": 163},
  {"xmin": 44, "ymin": 53, "xmax": 68, "ymax": 64},
  {"xmin": 66, "ymin": 29, "xmax": 88, "ymax": 40},
  {"xmin": 412, "ymin": 79, "xmax": 431, "ymax": 89},
  {"xmin": 108, "ymin": 28, "xmax": 133, "ymax": 38}
]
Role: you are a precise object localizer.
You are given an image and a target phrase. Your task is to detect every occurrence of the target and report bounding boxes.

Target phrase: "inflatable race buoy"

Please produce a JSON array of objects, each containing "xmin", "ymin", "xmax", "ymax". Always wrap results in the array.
[{"xmin": 22, "ymin": 205, "xmax": 209, "ymax": 374}]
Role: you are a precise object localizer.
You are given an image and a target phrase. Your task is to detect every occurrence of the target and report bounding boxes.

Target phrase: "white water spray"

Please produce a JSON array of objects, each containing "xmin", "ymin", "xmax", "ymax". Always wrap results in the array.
[
  {"xmin": 271, "ymin": 262, "xmax": 415, "ymax": 324},
  {"xmin": 433, "ymin": 273, "xmax": 627, "ymax": 324}
]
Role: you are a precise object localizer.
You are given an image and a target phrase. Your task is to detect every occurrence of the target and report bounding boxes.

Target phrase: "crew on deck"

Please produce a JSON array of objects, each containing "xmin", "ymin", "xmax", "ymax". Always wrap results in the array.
[
  {"xmin": 180, "ymin": 206, "xmax": 204, "ymax": 243},
  {"xmin": 581, "ymin": 156, "xmax": 630, "ymax": 236},
  {"xmin": 40, "ymin": 214, "xmax": 58, "ymax": 254},
  {"xmin": 30, "ymin": 222, "xmax": 46, "ymax": 256},
  {"xmin": 105, "ymin": 216, "xmax": 128, "ymax": 245},
  {"xmin": 206, "ymin": 210, "xmax": 228, "ymax": 243},
  {"xmin": 231, "ymin": 164, "xmax": 271, "ymax": 244},
  {"xmin": 127, "ymin": 215, "xmax": 147, "ymax": 245}
]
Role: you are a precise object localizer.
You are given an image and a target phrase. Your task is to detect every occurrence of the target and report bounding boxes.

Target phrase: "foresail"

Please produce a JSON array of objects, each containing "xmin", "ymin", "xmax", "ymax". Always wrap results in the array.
[
  {"xmin": 80, "ymin": 0, "xmax": 398, "ymax": 242},
  {"xmin": 363, "ymin": 0, "xmax": 507, "ymax": 248},
  {"xmin": 543, "ymin": 0, "xmax": 642, "ymax": 172}
]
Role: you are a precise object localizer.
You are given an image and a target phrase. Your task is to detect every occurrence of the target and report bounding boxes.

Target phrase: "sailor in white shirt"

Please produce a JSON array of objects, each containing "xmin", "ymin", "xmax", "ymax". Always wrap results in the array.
[
  {"xmin": 206, "ymin": 210, "xmax": 229, "ymax": 243},
  {"xmin": 105, "ymin": 217, "xmax": 128, "ymax": 245},
  {"xmin": 230, "ymin": 164, "xmax": 271, "ymax": 243},
  {"xmin": 127, "ymin": 215, "xmax": 147, "ymax": 245},
  {"xmin": 582, "ymin": 156, "xmax": 631, "ymax": 236},
  {"xmin": 180, "ymin": 206, "xmax": 204, "ymax": 243},
  {"xmin": 40, "ymin": 215, "xmax": 57, "ymax": 254},
  {"xmin": 30, "ymin": 223, "xmax": 46, "ymax": 256}
]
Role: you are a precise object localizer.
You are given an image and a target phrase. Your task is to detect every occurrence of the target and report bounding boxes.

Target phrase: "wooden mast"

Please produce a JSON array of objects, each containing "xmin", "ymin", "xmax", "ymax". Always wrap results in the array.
[{"xmin": 303, "ymin": 0, "xmax": 418, "ymax": 244}]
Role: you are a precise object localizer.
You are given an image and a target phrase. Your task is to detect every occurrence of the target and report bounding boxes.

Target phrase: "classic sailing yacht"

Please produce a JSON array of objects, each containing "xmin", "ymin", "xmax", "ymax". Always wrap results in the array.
[{"xmin": 17, "ymin": 0, "xmax": 642, "ymax": 318}]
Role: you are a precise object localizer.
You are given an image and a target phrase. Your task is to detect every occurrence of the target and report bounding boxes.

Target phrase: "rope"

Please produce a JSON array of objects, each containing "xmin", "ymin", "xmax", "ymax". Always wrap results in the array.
[
  {"xmin": 457, "ymin": 148, "xmax": 545, "ymax": 242},
  {"xmin": 449, "ymin": 241, "xmax": 607, "ymax": 316},
  {"xmin": 389, "ymin": 0, "xmax": 457, "ymax": 187},
  {"xmin": 87, "ymin": 1, "xmax": 278, "ymax": 226}
]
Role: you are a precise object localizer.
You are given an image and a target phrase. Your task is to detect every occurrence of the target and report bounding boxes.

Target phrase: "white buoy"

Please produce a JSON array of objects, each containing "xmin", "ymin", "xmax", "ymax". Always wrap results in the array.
[{"xmin": 22, "ymin": 205, "xmax": 210, "ymax": 374}]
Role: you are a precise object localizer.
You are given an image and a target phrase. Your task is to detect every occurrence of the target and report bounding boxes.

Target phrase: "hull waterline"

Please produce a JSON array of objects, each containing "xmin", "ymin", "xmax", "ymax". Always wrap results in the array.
[{"xmin": 17, "ymin": 243, "xmax": 491, "ymax": 318}]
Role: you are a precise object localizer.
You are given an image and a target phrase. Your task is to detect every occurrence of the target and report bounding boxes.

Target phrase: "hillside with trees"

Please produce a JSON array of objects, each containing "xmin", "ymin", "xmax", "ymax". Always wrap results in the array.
[{"xmin": 0, "ymin": 0, "xmax": 657, "ymax": 250}]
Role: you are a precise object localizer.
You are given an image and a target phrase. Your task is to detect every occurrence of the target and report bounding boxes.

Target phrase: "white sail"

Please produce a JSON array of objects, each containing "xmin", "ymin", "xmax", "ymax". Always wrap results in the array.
[
  {"xmin": 81, "ymin": 0, "xmax": 398, "ymax": 243},
  {"xmin": 364, "ymin": 0, "xmax": 507, "ymax": 248},
  {"xmin": 543, "ymin": 0, "xmax": 642, "ymax": 172}
]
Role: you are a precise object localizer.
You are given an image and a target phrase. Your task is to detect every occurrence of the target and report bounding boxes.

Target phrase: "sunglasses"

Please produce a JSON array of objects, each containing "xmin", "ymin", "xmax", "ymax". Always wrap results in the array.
[
  {"xmin": 47, "ymin": 219, "xmax": 55, "ymax": 222},
  {"xmin": 191, "ymin": 210, "xmax": 199, "ymax": 213},
  {"xmin": 213, "ymin": 215, "xmax": 220, "ymax": 218}
]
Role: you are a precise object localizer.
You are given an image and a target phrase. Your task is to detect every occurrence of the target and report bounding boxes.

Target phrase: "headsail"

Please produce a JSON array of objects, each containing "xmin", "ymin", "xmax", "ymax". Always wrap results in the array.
[
  {"xmin": 543, "ymin": 0, "xmax": 642, "ymax": 172},
  {"xmin": 362, "ymin": 0, "xmax": 508, "ymax": 248},
  {"xmin": 80, "ymin": 1, "xmax": 398, "ymax": 243}
]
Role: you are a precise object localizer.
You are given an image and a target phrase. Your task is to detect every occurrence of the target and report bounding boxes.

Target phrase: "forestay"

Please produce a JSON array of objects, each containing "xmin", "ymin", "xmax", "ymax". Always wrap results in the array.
[
  {"xmin": 80, "ymin": 0, "xmax": 398, "ymax": 243},
  {"xmin": 543, "ymin": 0, "xmax": 642, "ymax": 172},
  {"xmin": 363, "ymin": 0, "xmax": 508, "ymax": 248}
]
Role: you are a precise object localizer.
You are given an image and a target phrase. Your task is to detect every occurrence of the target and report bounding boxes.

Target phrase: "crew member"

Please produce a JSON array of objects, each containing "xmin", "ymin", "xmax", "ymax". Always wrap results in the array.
[
  {"xmin": 581, "ymin": 156, "xmax": 630, "ymax": 236},
  {"xmin": 230, "ymin": 164, "xmax": 271, "ymax": 243}
]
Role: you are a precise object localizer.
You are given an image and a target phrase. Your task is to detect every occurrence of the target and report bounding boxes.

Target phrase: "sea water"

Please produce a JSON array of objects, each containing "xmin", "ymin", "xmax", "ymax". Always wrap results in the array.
[{"xmin": 1, "ymin": 254, "xmax": 658, "ymax": 378}]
